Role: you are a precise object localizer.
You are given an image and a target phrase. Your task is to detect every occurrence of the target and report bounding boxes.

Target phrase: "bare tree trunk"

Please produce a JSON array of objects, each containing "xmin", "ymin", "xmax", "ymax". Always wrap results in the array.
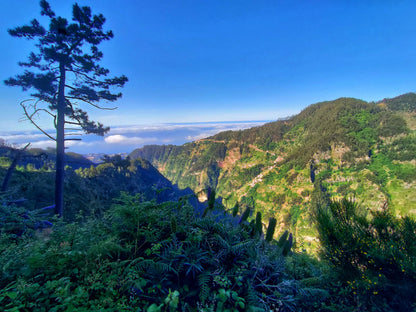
[{"xmin": 55, "ymin": 62, "xmax": 66, "ymax": 217}]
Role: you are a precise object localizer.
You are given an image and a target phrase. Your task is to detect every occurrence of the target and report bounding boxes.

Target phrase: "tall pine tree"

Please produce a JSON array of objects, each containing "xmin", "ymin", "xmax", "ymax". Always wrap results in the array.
[{"xmin": 5, "ymin": 0, "xmax": 127, "ymax": 217}]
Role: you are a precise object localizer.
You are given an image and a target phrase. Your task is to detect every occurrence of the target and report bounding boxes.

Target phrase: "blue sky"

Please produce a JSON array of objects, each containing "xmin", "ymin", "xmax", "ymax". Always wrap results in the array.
[{"xmin": 1, "ymin": 0, "xmax": 416, "ymax": 153}]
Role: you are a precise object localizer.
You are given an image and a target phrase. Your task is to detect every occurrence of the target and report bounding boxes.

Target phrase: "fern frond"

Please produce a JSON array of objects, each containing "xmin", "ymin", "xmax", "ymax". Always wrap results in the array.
[
  {"xmin": 245, "ymin": 282, "xmax": 260, "ymax": 308},
  {"xmin": 193, "ymin": 218, "xmax": 215, "ymax": 231},
  {"xmin": 298, "ymin": 287, "xmax": 330, "ymax": 302},
  {"xmin": 128, "ymin": 258, "xmax": 171, "ymax": 274},
  {"xmin": 198, "ymin": 272, "xmax": 211, "ymax": 303},
  {"xmin": 230, "ymin": 240, "xmax": 255, "ymax": 255},
  {"xmin": 213, "ymin": 233, "xmax": 231, "ymax": 250}
]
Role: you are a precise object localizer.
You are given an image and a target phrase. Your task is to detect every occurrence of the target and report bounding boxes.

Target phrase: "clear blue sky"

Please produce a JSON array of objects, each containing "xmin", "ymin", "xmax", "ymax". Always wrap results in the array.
[{"xmin": 1, "ymin": 0, "xmax": 416, "ymax": 133}]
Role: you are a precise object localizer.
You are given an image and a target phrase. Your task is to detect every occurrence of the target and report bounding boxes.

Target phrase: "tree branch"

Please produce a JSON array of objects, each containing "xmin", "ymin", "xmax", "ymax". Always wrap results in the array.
[
  {"xmin": 20, "ymin": 100, "xmax": 56, "ymax": 141},
  {"xmin": 65, "ymin": 120, "xmax": 82, "ymax": 125},
  {"xmin": 68, "ymin": 67, "xmax": 107, "ymax": 85},
  {"xmin": 65, "ymin": 132, "xmax": 82, "ymax": 136},
  {"xmin": 65, "ymin": 96, "xmax": 117, "ymax": 110}
]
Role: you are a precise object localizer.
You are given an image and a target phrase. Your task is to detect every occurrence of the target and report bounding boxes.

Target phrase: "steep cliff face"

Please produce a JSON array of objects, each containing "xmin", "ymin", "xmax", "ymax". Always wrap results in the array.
[{"xmin": 130, "ymin": 94, "xmax": 416, "ymax": 250}]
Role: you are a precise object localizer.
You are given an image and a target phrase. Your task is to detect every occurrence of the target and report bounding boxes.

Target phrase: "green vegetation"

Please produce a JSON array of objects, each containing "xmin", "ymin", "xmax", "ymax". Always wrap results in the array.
[
  {"xmin": 314, "ymin": 199, "xmax": 416, "ymax": 311},
  {"xmin": 1, "ymin": 93, "xmax": 416, "ymax": 310},
  {"xmin": 2, "ymin": 185, "xmax": 415, "ymax": 311},
  {"xmin": 0, "ymin": 193, "xmax": 305, "ymax": 311},
  {"xmin": 381, "ymin": 92, "xmax": 416, "ymax": 112},
  {"xmin": 0, "ymin": 147, "xmax": 190, "ymax": 220},
  {"xmin": 2, "ymin": 0, "xmax": 416, "ymax": 310},
  {"xmin": 131, "ymin": 95, "xmax": 416, "ymax": 250}
]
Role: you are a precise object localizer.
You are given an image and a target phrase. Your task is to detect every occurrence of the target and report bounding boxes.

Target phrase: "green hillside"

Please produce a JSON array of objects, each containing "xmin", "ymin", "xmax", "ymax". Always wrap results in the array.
[{"xmin": 130, "ymin": 94, "xmax": 416, "ymax": 250}]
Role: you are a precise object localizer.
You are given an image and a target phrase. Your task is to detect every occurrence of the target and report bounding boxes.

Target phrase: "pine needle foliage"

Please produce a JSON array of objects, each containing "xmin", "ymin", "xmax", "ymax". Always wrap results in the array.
[{"xmin": 314, "ymin": 198, "xmax": 416, "ymax": 311}]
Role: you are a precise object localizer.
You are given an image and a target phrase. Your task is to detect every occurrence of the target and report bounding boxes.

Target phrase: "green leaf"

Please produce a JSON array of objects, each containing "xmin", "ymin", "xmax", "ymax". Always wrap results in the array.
[{"xmin": 6, "ymin": 291, "xmax": 18, "ymax": 300}]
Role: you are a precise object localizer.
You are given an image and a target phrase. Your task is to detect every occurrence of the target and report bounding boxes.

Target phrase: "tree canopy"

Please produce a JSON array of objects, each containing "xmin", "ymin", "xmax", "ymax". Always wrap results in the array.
[{"xmin": 5, "ymin": 0, "xmax": 127, "ymax": 216}]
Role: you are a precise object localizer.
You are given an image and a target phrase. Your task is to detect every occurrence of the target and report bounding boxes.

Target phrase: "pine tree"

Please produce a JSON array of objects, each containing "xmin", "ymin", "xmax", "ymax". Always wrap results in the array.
[{"xmin": 5, "ymin": 1, "xmax": 127, "ymax": 217}]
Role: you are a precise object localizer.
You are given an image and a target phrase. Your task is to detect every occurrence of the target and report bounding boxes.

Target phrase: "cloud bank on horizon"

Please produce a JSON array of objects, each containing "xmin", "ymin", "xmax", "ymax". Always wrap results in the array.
[{"xmin": 0, "ymin": 121, "xmax": 269, "ymax": 155}]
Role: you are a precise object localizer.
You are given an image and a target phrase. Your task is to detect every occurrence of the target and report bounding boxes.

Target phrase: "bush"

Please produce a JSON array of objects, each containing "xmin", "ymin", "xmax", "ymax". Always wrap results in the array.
[{"xmin": 314, "ymin": 199, "xmax": 416, "ymax": 311}]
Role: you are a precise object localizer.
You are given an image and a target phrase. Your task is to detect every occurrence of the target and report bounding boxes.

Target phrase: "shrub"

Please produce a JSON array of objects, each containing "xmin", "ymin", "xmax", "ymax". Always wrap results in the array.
[{"xmin": 314, "ymin": 199, "xmax": 416, "ymax": 311}]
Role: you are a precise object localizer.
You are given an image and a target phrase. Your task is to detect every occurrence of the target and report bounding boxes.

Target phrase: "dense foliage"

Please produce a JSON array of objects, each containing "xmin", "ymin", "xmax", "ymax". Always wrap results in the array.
[
  {"xmin": 0, "ymin": 193, "xmax": 326, "ymax": 311},
  {"xmin": 2, "ymin": 0, "xmax": 416, "ymax": 309},
  {"xmin": 314, "ymin": 199, "xmax": 416, "ymax": 311},
  {"xmin": 0, "ymin": 145, "xmax": 93, "ymax": 171},
  {"xmin": 2, "ymin": 189, "xmax": 415, "ymax": 311},
  {"xmin": 381, "ymin": 92, "xmax": 416, "ymax": 112}
]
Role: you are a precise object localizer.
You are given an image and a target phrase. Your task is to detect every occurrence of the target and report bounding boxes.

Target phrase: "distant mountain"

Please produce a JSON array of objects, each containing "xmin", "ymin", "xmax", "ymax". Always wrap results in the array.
[{"xmin": 130, "ymin": 93, "xmax": 416, "ymax": 251}]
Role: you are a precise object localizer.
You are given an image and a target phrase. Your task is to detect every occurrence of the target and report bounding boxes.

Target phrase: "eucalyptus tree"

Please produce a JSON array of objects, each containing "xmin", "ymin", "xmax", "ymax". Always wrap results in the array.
[{"xmin": 5, "ymin": 0, "xmax": 128, "ymax": 217}]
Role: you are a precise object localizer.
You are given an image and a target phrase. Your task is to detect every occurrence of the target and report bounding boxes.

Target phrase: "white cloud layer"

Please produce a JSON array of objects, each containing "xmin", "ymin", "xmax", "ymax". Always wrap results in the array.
[
  {"xmin": 0, "ymin": 132, "xmax": 52, "ymax": 143},
  {"xmin": 29, "ymin": 140, "xmax": 56, "ymax": 149},
  {"xmin": 108, "ymin": 121, "xmax": 267, "ymax": 135},
  {"xmin": 104, "ymin": 135, "xmax": 158, "ymax": 145},
  {"xmin": 1, "ymin": 120, "xmax": 269, "ymax": 154}
]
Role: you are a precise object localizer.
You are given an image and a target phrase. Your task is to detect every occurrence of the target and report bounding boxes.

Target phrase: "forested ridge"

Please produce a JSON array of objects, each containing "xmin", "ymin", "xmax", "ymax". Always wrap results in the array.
[{"xmin": 131, "ymin": 94, "xmax": 416, "ymax": 252}]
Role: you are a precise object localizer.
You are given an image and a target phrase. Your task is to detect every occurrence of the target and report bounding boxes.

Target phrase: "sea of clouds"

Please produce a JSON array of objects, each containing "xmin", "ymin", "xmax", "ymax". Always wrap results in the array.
[{"xmin": 0, "ymin": 121, "xmax": 270, "ymax": 155}]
